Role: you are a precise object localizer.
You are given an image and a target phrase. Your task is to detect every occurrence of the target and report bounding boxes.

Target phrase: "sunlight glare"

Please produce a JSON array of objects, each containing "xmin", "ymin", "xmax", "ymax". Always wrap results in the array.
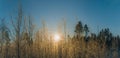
[{"xmin": 54, "ymin": 34, "xmax": 60, "ymax": 42}]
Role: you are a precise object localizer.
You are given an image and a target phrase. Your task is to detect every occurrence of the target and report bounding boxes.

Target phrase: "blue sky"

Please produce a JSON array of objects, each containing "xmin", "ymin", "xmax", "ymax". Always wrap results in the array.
[{"xmin": 0, "ymin": 0, "xmax": 120, "ymax": 36}]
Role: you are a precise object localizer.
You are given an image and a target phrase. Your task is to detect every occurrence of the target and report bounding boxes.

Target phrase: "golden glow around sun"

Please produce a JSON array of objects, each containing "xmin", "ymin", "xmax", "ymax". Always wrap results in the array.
[{"xmin": 54, "ymin": 34, "xmax": 60, "ymax": 42}]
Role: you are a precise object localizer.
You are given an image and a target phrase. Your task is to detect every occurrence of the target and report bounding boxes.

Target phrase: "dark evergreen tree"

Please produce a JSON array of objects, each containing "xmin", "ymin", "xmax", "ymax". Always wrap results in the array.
[
  {"xmin": 84, "ymin": 24, "xmax": 89, "ymax": 42},
  {"xmin": 74, "ymin": 21, "xmax": 83, "ymax": 39}
]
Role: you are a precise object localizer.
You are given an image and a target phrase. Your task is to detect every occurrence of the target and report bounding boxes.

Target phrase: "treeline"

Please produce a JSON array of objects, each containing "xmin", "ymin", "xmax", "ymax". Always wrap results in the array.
[{"xmin": 0, "ymin": 4, "xmax": 120, "ymax": 58}]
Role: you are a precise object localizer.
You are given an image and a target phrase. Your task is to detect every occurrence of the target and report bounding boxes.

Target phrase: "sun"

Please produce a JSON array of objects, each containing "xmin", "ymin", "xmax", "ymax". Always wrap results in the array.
[{"xmin": 54, "ymin": 34, "xmax": 60, "ymax": 42}]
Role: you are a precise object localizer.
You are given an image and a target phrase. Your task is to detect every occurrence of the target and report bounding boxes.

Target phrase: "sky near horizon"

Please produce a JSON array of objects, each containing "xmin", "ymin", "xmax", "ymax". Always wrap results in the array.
[{"xmin": 0, "ymin": 0, "xmax": 120, "ymax": 36}]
